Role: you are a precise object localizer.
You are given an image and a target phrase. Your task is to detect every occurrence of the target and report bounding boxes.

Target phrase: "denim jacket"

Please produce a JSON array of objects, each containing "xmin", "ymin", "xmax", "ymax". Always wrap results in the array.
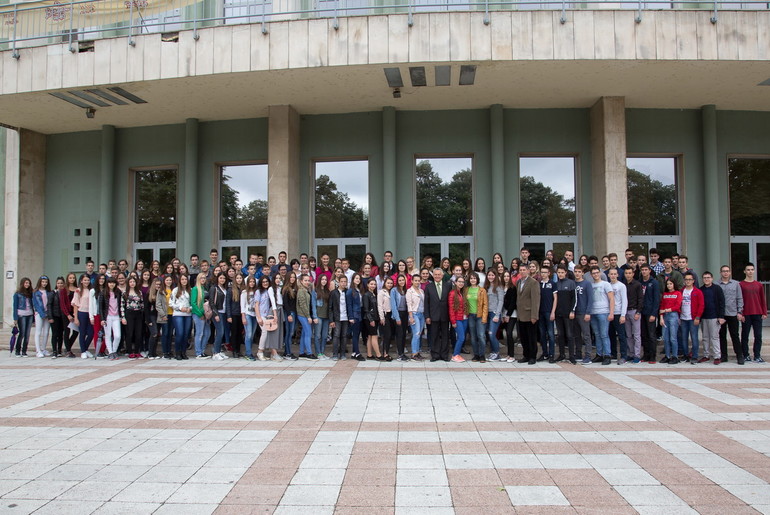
[{"xmin": 32, "ymin": 290, "xmax": 50, "ymax": 318}]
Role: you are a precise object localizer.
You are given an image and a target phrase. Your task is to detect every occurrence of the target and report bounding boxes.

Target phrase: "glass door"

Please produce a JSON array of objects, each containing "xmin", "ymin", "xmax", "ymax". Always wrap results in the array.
[
  {"xmin": 628, "ymin": 236, "xmax": 679, "ymax": 261},
  {"xmin": 133, "ymin": 242, "xmax": 177, "ymax": 266},
  {"xmin": 314, "ymin": 238, "xmax": 368, "ymax": 272},
  {"xmin": 520, "ymin": 237, "xmax": 577, "ymax": 263},
  {"xmin": 416, "ymin": 238, "xmax": 473, "ymax": 268},
  {"xmin": 730, "ymin": 237, "xmax": 770, "ymax": 282}
]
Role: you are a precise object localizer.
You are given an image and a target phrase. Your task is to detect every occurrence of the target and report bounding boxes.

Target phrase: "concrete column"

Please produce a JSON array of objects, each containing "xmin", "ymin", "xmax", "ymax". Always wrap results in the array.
[
  {"xmin": 590, "ymin": 97, "xmax": 628, "ymax": 257},
  {"xmin": 490, "ymin": 104, "xmax": 506, "ymax": 258},
  {"xmin": 3, "ymin": 129, "xmax": 46, "ymax": 327},
  {"xmin": 99, "ymin": 125, "xmax": 115, "ymax": 263},
  {"xmin": 382, "ymin": 106, "xmax": 397, "ymax": 254},
  {"xmin": 182, "ymin": 119, "xmax": 199, "ymax": 260},
  {"xmin": 702, "ymin": 105, "xmax": 724, "ymax": 273},
  {"xmin": 267, "ymin": 105, "xmax": 301, "ymax": 258}
]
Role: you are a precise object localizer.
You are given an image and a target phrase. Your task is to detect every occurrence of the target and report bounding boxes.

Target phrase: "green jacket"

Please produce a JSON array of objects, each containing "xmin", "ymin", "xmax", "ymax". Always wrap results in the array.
[
  {"xmin": 190, "ymin": 285, "xmax": 208, "ymax": 318},
  {"xmin": 297, "ymin": 288, "xmax": 311, "ymax": 318}
]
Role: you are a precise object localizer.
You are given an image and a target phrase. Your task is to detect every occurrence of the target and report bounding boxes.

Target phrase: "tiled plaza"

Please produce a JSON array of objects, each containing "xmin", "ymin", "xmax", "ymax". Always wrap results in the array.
[{"xmin": 2, "ymin": 343, "xmax": 770, "ymax": 514}]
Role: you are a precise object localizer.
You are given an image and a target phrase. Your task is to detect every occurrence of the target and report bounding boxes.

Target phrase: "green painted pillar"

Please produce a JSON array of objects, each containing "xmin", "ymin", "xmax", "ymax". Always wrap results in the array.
[
  {"xmin": 702, "ymin": 105, "xmax": 723, "ymax": 273},
  {"xmin": 490, "ymin": 104, "xmax": 506, "ymax": 259},
  {"xmin": 383, "ymin": 106, "xmax": 397, "ymax": 255},
  {"xmin": 504, "ymin": 111, "xmax": 521, "ymax": 260},
  {"xmin": 183, "ymin": 118, "xmax": 199, "ymax": 260},
  {"xmin": 99, "ymin": 125, "xmax": 115, "ymax": 263}
]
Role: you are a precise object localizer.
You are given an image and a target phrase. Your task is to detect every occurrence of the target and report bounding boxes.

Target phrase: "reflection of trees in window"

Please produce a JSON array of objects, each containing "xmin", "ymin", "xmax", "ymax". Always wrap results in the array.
[
  {"xmin": 135, "ymin": 169, "xmax": 176, "ymax": 242},
  {"xmin": 416, "ymin": 160, "xmax": 472, "ymax": 237},
  {"xmin": 729, "ymin": 158, "xmax": 770, "ymax": 236},
  {"xmin": 315, "ymin": 174, "xmax": 368, "ymax": 238},
  {"xmin": 221, "ymin": 173, "xmax": 267, "ymax": 240},
  {"xmin": 520, "ymin": 176, "xmax": 575, "ymax": 236},
  {"xmin": 626, "ymin": 168, "xmax": 677, "ymax": 235}
]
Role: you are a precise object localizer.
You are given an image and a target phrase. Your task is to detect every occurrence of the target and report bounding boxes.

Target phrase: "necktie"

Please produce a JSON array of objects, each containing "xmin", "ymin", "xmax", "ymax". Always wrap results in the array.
[{"xmin": 436, "ymin": 281, "xmax": 442, "ymax": 298}]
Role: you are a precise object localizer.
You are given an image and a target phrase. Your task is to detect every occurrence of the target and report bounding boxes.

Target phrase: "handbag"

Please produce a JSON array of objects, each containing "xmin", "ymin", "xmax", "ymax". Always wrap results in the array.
[
  {"xmin": 263, "ymin": 315, "xmax": 278, "ymax": 332},
  {"xmin": 203, "ymin": 300, "xmax": 214, "ymax": 321}
]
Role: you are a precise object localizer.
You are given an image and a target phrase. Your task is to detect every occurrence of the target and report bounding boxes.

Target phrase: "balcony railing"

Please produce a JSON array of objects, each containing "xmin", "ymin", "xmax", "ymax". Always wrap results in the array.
[{"xmin": 1, "ymin": 0, "xmax": 768, "ymax": 57}]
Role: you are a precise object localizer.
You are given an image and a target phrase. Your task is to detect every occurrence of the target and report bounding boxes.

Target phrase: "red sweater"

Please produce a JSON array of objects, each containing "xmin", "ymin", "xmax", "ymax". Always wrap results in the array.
[
  {"xmin": 660, "ymin": 291, "xmax": 682, "ymax": 315},
  {"xmin": 448, "ymin": 290, "xmax": 466, "ymax": 325},
  {"xmin": 740, "ymin": 280, "xmax": 767, "ymax": 316}
]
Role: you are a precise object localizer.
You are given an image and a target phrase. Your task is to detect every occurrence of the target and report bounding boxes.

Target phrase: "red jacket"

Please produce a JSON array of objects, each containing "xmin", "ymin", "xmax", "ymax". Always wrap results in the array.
[
  {"xmin": 448, "ymin": 289, "xmax": 466, "ymax": 325},
  {"xmin": 682, "ymin": 287, "xmax": 705, "ymax": 320},
  {"xmin": 660, "ymin": 291, "xmax": 682, "ymax": 314}
]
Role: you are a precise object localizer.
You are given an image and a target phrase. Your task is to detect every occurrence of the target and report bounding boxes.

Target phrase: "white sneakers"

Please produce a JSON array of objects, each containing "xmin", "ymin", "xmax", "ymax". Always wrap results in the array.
[
  {"xmin": 257, "ymin": 352, "xmax": 267, "ymax": 361},
  {"xmin": 81, "ymin": 351, "xmax": 93, "ymax": 359},
  {"xmin": 213, "ymin": 352, "xmax": 230, "ymax": 361}
]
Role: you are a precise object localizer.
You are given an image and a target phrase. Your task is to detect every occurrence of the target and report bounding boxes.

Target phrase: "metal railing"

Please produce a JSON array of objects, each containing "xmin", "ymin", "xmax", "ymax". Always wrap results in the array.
[{"xmin": 1, "ymin": 0, "xmax": 768, "ymax": 57}]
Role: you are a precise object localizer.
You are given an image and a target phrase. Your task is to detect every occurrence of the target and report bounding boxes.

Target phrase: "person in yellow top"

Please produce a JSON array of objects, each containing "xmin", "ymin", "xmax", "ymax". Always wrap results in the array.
[{"xmin": 465, "ymin": 272, "xmax": 488, "ymax": 362}]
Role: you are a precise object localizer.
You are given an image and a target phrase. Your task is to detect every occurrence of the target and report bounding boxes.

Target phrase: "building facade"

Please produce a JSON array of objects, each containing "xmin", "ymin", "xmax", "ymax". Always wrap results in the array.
[{"xmin": 1, "ymin": 0, "xmax": 770, "ymax": 323}]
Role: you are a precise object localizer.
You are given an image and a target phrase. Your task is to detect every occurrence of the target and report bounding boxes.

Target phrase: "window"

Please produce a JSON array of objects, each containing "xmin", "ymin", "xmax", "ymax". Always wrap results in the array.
[
  {"xmin": 415, "ymin": 157, "xmax": 474, "ymax": 264},
  {"xmin": 133, "ymin": 168, "xmax": 177, "ymax": 265},
  {"xmin": 519, "ymin": 157, "xmax": 577, "ymax": 262},
  {"xmin": 520, "ymin": 157, "xmax": 576, "ymax": 237},
  {"xmin": 314, "ymin": 160, "xmax": 369, "ymax": 269},
  {"xmin": 626, "ymin": 157, "xmax": 680, "ymax": 261},
  {"xmin": 219, "ymin": 164, "xmax": 268, "ymax": 262},
  {"xmin": 729, "ymin": 157, "xmax": 770, "ymax": 283},
  {"xmin": 626, "ymin": 157, "xmax": 678, "ymax": 236},
  {"xmin": 135, "ymin": 169, "xmax": 177, "ymax": 242}
]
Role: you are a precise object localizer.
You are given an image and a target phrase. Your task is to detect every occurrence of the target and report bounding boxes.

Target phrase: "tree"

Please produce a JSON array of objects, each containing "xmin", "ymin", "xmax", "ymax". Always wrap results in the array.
[
  {"xmin": 315, "ymin": 174, "xmax": 368, "ymax": 238},
  {"xmin": 416, "ymin": 160, "xmax": 472, "ymax": 236},
  {"xmin": 626, "ymin": 168, "xmax": 677, "ymax": 235},
  {"xmin": 520, "ymin": 175, "xmax": 575, "ymax": 235},
  {"xmin": 136, "ymin": 169, "xmax": 176, "ymax": 242},
  {"xmin": 221, "ymin": 176, "xmax": 268, "ymax": 240},
  {"xmin": 728, "ymin": 158, "xmax": 770, "ymax": 236}
]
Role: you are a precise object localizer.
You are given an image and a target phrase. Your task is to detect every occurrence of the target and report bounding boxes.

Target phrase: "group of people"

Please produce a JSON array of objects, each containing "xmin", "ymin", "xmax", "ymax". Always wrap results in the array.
[{"xmin": 10, "ymin": 247, "xmax": 767, "ymax": 366}]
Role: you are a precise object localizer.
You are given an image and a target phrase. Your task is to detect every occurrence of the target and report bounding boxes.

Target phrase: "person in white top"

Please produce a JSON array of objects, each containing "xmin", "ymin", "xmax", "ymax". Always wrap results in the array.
[
  {"xmin": 607, "ymin": 269, "xmax": 628, "ymax": 364},
  {"xmin": 169, "ymin": 274, "xmax": 192, "ymax": 360}
]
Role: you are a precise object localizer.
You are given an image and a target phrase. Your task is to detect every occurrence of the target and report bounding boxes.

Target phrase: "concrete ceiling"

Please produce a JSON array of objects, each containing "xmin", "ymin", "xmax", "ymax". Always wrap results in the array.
[{"xmin": 2, "ymin": 58, "xmax": 769, "ymax": 134}]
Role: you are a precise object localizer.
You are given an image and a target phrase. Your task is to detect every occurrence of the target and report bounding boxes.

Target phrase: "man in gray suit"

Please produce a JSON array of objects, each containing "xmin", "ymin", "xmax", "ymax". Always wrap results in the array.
[
  {"xmin": 425, "ymin": 268, "xmax": 451, "ymax": 362},
  {"xmin": 516, "ymin": 264, "xmax": 541, "ymax": 365}
]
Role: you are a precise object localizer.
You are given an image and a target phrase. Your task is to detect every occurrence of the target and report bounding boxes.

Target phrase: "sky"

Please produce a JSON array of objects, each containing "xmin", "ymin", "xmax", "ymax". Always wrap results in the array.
[
  {"xmin": 519, "ymin": 156, "xmax": 576, "ymax": 199},
  {"xmin": 626, "ymin": 157, "xmax": 677, "ymax": 185},
  {"xmin": 222, "ymin": 164, "xmax": 268, "ymax": 206},
  {"xmin": 315, "ymin": 160, "xmax": 369, "ymax": 208}
]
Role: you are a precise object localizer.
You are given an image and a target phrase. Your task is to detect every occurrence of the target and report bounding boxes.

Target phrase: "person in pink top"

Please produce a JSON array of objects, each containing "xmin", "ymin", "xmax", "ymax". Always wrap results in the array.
[{"xmin": 740, "ymin": 262, "xmax": 768, "ymax": 363}]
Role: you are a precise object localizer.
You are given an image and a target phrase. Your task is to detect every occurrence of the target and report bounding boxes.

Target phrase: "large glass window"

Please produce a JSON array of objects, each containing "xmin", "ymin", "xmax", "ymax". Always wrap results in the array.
[
  {"xmin": 416, "ymin": 157, "xmax": 473, "ymax": 237},
  {"xmin": 415, "ymin": 157, "xmax": 473, "ymax": 264},
  {"xmin": 135, "ymin": 169, "xmax": 177, "ymax": 242},
  {"xmin": 221, "ymin": 164, "xmax": 268, "ymax": 241},
  {"xmin": 314, "ymin": 160, "xmax": 369, "ymax": 269},
  {"xmin": 519, "ymin": 157, "xmax": 576, "ymax": 236},
  {"xmin": 314, "ymin": 160, "xmax": 368, "ymax": 239},
  {"xmin": 729, "ymin": 157, "xmax": 770, "ymax": 284},
  {"xmin": 729, "ymin": 158, "xmax": 770, "ymax": 237},
  {"xmin": 133, "ymin": 168, "xmax": 177, "ymax": 265},
  {"xmin": 626, "ymin": 157, "xmax": 678, "ymax": 236}
]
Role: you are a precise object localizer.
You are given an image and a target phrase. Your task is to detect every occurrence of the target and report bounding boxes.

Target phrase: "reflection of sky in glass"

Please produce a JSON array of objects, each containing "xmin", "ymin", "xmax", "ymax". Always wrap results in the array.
[
  {"xmin": 520, "ymin": 157, "xmax": 575, "ymax": 203},
  {"xmin": 315, "ymin": 160, "xmax": 369, "ymax": 209},
  {"xmin": 418, "ymin": 157, "xmax": 473, "ymax": 182},
  {"xmin": 222, "ymin": 164, "xmax": 268, "ymax": 205},
  {"xmin": 627, "ymin": 157, "xmax": 676, "ymax": 185}
]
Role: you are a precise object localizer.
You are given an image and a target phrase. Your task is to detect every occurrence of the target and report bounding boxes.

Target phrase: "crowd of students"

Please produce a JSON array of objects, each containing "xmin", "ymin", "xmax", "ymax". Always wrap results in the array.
[{"xmin": 10, "ymin": 247, "xmax": 768, "ymax": 366}]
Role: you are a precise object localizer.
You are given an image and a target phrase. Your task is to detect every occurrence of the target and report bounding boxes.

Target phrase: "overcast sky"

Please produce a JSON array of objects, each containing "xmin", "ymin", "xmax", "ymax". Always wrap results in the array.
[
  {"xmin": 315, "ymin": 160, "xmax": 369, "ymax": 209},
  {"xmin": 222, "ymin": 164, "xmax": 268, "ymax": 206},
  {"xmin": 520, "ymin": 156, "xmax": 575, "ymax": 199},
  {"xmin": 626, "ymin": 157, "xmax": 677, "ymax": 185}
]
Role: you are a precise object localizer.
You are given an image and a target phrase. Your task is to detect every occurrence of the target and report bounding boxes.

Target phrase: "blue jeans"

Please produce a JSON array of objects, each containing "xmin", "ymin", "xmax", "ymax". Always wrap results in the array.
[
  {"xmin": 212, "ymin": 315, "xmax": 225, "ymax": 354},
  {"xmin": 538, "ymin": 315, "xmax": 555, "ymax": 357},
  {"xmin": 15, "ymin": 314, "xmax": 33, "ymax": 354},
  {"xmin": 350, "ymin": 318, "xmax": 362, "ymax": 355},
  {"xmin": 663, "ymin": 312, "xmax": 679, "ymax": 358},
  {"xmin": 314, "ymin": 318, "xmax": 330, "ymax": 355},
  {"xmin": 193, "ymin": 314, "xmax": 210, "ymax": 356},
  {"xmin": 680, "ymin": 319, "xmax": 699, "ymax": 359},
  {"xmin": 410, "ymin": 312, "xmax": 424, "ymax": 354},
  {"xmin": 468, "ymin": 314, "xmax": 485, "ymax": 357},
  {"xmin": 162, "ymin": 314, "xmax": 174, "ymax": 354},
  {"xmin": 453, "ymin": 319, "xmax": 468, "ymax": 356},
  {"xmin": 487, "ymin": 313, "xmax": 501, "ymax": 354},
  {"xmin": 298, "ymin": 315, "xmax": 312, "ymax": 355},
  {"xmin": 172, "ymin": 315, "xmax": 192, "ymax": 355},
  {"xmin": 741, "ymin": 314, "xmax": 764, "ymax": 359},
  {"xmin": 590, "ymin": 314, "xmax": 611, "ymax": 357},
  {"xmin": 244, "ymin": 315, "xmax": 257, "ymax": 357},
  {"xmin": 77, "ymin": 311, "xmax": 93, "ymax": 353},
  {"xmin": 284, "ymin": 311, "xmax": 296, "ymax": 355}
]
